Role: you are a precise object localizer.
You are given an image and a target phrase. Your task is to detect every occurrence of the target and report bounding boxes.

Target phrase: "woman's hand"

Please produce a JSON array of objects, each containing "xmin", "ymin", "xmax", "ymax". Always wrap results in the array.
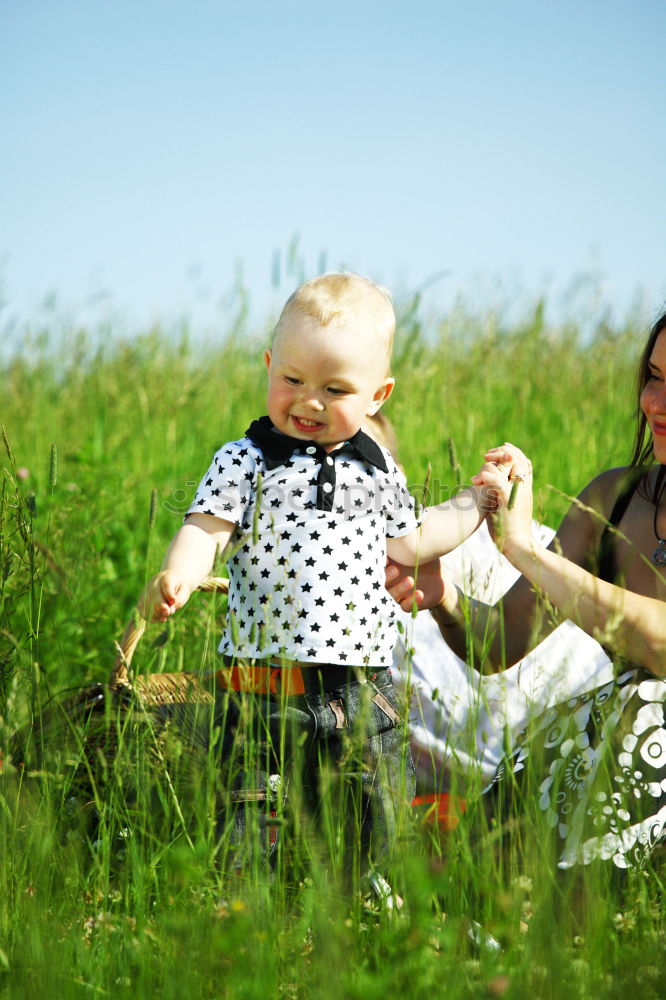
[
  {"xmin": 385, "ymin": 557, "xmax": 450, "ymax": 613},
  {"xmin": 471, "ymin": 442, "xmax": 534, "ymax": 554}
]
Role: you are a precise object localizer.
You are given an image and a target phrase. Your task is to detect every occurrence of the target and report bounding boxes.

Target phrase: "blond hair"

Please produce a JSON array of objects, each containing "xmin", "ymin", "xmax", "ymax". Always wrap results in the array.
[{"xmin": 274, "ymin": 272, "xmax": 395, "ymax": 370}]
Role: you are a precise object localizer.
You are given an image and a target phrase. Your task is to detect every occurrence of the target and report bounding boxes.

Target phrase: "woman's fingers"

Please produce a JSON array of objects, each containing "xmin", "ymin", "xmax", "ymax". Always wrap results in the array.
[{"xmin": 483, "ymin": 442, "xmax": 533, "ymax": 479}]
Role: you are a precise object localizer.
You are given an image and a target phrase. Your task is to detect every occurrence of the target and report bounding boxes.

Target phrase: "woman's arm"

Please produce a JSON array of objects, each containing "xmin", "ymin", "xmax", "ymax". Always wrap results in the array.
[
  {"xmin": 387, "ymin": 460, "xmax": 665, "ymax": 672},
  {"xmin": 475, "ymin": 446, "xmax": 666, "ymax": 675}
]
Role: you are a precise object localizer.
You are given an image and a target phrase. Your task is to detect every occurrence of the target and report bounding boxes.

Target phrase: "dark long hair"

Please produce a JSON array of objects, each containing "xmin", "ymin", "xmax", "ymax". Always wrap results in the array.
[{"xmin": 630, "ymin": 310, "xmax": 666, "ymax": 505}]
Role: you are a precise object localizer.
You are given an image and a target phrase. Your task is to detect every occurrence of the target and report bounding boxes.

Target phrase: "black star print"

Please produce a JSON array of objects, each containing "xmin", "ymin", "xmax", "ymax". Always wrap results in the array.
[
  {"xmin": 305, "ymin": 556, "xmax": 316, "ymax": 567},
  {"xmin": 322, "ymin": 545, "xmax": 333, "ymax": 555},
  {"xmin": 292, "ymin": 542, "xmax": 302, "ymax": 553},
  {"xmin": 310, "ymin": 530, "xmax": 320, "ymax": 541},
  {"xmin": 350, "ymin": 576, "xmax": 359, "ymax": 585},
  {"xmin": 338, "ymin": 561, "xmax": 348, "ymax": 571},
  {"xmin": 341, "ymin": 536, "xmax": 350, "ymax": 546},
  {"xmin": 264, "ymin": 542, "xmax": 274, "ymax": 553},
  {"xmin": 333, "ymin": 587, "xmax": 343, "ymax": 597},
  {"xmin": 307, "ymin": 649, "xmax": 317, "ymax": 657},
  {"xmin": 330, "ymin": 612, "xmax": 339, "ymax": 623},
  {"xmin": 314, "ymin": 597, "xmax": 325, "ymax": 607},
  {"xmin": 261, "ymin": 568, "xmax": 271, "ymax": 579},
  {"xmin": 326, "ymin": 638, "xmax": 335, "ymax": 648},
  {"xmin": 311, "ymin": 622, "xmax": 321, "ymax": 633},
  {"xmin": 286, "ymin": 512, "xmax": 298, "ymax": 523},
  {"xmin": 302, "ymin": 583, "xmax": 312, "ymax": 593}
]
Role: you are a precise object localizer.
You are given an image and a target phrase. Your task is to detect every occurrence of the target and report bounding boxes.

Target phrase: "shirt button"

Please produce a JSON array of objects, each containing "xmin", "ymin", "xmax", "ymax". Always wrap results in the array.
[
  {"xmin": 322, "ymin": 482, "xmax": 333, "ymax": 493},
  {"xmin": 306, "ymin": 446, "xmax": 317, "ymax": 455},
  {"xmin": 325, "ymin": 456, "xmax": 334, "ymax": 465}
]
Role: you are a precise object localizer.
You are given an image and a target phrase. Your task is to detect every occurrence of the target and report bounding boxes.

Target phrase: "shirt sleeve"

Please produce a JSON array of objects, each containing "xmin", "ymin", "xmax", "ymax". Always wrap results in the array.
[
  {"xmin": 186, "ymin": 440, "xmax": 258, "ymax": 525},
  {"xmin": 381, "ymin": 449, "xmax": 422, "ymax": 538}
]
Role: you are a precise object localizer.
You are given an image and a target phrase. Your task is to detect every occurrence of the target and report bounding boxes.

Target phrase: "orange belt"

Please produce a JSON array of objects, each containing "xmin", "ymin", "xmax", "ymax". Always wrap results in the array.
[{"xmin": 215, "ymin": 662, "xmax": 307, "ymax": 696}]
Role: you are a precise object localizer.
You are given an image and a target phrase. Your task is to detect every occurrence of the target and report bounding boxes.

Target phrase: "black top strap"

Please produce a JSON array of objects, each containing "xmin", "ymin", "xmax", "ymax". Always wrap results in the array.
[{"xmin": 597, "ymin": 469, "xmax": 646, "ymax": 584}]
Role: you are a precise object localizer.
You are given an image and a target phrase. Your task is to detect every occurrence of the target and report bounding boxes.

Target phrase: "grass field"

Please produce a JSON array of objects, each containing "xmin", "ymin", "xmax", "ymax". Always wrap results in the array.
[{"xmin": 1, "ymin": 299, "xmax": 665, "ymax": 998}]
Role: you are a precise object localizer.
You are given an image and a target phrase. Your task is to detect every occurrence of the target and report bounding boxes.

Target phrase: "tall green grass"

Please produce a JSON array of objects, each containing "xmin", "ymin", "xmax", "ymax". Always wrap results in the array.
[{"xmin": 1, "ymin": 300, "xmax": 664, "ymax": 999}]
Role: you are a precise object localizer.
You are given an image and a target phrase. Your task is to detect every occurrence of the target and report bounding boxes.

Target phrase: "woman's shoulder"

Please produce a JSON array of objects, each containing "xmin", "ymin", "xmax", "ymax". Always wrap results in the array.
[{"xmin": 578, "ymin": 466, "xmax": 645, "ymax": 516}]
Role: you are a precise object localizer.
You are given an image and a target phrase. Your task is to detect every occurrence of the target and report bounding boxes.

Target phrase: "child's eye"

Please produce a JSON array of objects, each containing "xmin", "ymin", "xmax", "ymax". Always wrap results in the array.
[
  {"xmin": 327, "ymin": 387, "xmax": 348, "ymax": 396},
  {"xmin": 284, "ymin": 376, "xmax": 301, "ymax": 386}
]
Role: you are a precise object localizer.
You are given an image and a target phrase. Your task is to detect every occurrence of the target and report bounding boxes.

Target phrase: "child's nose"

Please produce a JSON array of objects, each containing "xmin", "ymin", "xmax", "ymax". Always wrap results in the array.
[{"xmin": 303, "ymin": 390, "xmax": 325, "ymax": 411}]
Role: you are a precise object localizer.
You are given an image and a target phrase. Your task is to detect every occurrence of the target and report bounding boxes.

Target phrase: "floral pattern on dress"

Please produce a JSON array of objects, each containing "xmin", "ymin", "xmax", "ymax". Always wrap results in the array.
[{"xmin": 485, "ymin": 669, "xmax": 666, "ymax": 870}]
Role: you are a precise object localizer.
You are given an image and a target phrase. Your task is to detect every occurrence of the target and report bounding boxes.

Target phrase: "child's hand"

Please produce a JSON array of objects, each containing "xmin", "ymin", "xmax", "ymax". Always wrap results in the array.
[{"xmin": 140, "ymin": 571, "xmax": 193, "ymax": 622}]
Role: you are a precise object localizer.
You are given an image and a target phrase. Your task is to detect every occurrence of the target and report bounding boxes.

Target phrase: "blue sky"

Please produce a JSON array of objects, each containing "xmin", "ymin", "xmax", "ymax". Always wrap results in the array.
[{"xmin": 2, "ymin": 0, "xmax": 665, "ymax": 339}]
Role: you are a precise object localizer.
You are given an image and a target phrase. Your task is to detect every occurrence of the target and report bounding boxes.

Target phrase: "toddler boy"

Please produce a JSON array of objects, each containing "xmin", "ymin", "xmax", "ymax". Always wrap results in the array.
[{"xmin": 143, "ymin": 273, "xmax": 489, "ymax": 869}]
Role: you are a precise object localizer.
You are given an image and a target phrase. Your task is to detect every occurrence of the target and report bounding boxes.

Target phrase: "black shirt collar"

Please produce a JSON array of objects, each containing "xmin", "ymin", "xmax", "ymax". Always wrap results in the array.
[{"xmin": 245, "ymin": 416, "xmax": 388, "ymax": 473}]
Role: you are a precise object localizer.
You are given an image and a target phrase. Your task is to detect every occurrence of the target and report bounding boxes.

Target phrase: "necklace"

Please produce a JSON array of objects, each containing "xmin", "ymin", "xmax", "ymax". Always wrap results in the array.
[{"xmin": 652, "ymin": 503, "xmax": 666, "ymax": 566}]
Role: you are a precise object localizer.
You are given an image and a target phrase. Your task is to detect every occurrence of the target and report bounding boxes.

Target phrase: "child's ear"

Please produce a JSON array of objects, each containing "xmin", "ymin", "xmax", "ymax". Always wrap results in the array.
[
  {"xmin": 367, "ymin": 377, "xmax": 395, "ymax": 415},
  {"xmin": 264, "ymin": 348, "xmax": 272, "ymax": 373}
]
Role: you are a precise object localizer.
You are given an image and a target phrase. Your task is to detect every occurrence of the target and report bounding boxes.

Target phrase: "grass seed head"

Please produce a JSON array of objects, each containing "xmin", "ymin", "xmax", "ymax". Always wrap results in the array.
[{"xmin": 49, "ymin": 443, "xmax": 58, "ymax": 488}]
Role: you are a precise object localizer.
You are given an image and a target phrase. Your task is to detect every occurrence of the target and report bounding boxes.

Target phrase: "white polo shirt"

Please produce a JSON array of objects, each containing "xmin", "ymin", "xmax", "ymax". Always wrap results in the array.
[{"xmin": 188, "ymin": 416, "xmax": 420, "ymax": 667}]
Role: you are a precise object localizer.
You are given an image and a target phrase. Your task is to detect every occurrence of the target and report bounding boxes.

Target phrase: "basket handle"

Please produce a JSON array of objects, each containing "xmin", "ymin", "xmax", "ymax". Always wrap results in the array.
[{"xmin": 110, "ymin": 575, "xmax": 230, "ymax": 690}]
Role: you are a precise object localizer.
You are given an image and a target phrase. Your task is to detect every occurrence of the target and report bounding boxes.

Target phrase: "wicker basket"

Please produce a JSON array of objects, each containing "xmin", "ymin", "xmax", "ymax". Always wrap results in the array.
[{"xmin": 11, "ymin": 576, "xmax": 230, "ymax": 775}]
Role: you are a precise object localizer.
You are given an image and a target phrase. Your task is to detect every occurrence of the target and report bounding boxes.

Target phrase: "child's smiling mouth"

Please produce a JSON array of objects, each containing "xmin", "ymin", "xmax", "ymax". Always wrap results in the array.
[{"xmin": 292, "ymin": 415, "xmax": 325, "ymax": 433}]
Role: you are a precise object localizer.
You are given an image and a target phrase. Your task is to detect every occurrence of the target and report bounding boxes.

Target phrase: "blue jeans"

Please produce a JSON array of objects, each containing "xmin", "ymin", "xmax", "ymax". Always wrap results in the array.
[{"xmin": 213, "ymin": 665, "xmax": 415, "ymax": 874}]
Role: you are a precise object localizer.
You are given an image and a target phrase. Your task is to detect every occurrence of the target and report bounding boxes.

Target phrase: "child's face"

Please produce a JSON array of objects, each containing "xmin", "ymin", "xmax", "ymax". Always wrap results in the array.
[{"xmin": 264, "ymin": 313, "xmax": 394, "ymax": 452}]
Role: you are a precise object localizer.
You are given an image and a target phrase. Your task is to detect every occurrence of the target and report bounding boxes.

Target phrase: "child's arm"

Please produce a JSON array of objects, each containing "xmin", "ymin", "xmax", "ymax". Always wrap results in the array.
[
  {"xmin": 141, "ymin": 512, "xmax": 235, "ymax": 622},
  {"xmin": 386, "ymin": 485, "xmax": 491, "ymax": 566}
]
